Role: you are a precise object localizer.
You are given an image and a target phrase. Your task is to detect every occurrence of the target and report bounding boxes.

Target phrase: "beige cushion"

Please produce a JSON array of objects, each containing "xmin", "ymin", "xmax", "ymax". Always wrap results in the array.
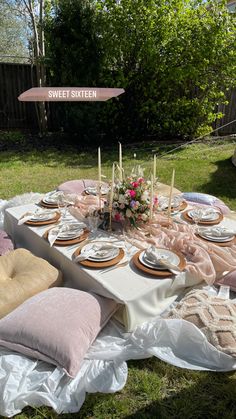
[
  {"xmin": 0, "ymin": 249, "xmax": 62, "ymax": 319},
  {"xmin": 167, "ymin": 289, "xmax": 236, "ymax": 358}
]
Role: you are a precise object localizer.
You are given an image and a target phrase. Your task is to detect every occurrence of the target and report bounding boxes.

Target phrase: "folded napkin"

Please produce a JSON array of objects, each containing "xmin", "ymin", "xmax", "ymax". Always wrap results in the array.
[
  {"xmin": 74, "ymin": 244, "xmax": 117, "ymax": 262},
  {"xmin": 48, "ymin": 224, "xmax": 83, "ymax": 246},
  {"xmin": 18, "ymin": 210, "xmax": 56, "ymax": 225},
  {"xmin": 144, "ymin": 246, "xmax": 167, "ymax": 265},
  {"xmin": 200, "ymin": 227, "xmax": 235, "ymax": 238},
  {"xmin": 200, "ymin": 208, "xmax": 221, "ymax": 218},
  {"xmin": 44, "ymin": 190, "xmax": 62, "ymax": 201}
]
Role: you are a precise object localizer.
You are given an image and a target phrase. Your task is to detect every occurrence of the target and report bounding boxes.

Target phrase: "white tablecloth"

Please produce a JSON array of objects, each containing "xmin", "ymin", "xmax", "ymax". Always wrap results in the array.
[{"xmin": 4, "ymin": 204, "xmax": 236, "ymax": 331}]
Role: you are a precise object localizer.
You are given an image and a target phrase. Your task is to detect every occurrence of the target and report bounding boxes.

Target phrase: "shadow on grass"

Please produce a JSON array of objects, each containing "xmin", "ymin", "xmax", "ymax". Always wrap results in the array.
[
  {"xmin": 122, "ymin": 360, "xmax": 236, "ymax": 419},
  {"xmin": 0, "ymin": 131, "xmax": 184, "ymax": 168},
  {"xmin": 18, "ymin": 358, "xmax": 236, "ymax": 419},
  {"xmin": 199, "ymin": 157, "xmax": 236, "ymax": 201}
]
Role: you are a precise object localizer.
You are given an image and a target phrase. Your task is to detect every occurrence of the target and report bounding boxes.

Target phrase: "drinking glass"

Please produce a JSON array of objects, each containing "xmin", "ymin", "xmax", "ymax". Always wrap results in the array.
[
  {"xmin": 57, "ymin": 193, "xmax": 67, "ymax": 218},
  {"xmin": 122, "ymin": 225, "xmax": 133, "ymax": 256},
  {"xmin": 191, "ymin": 206, "xmax": 205, "ymax": 233},
  {"xmin": 87, "ymin": 209, "xmax": 101, "ymax": 236}
]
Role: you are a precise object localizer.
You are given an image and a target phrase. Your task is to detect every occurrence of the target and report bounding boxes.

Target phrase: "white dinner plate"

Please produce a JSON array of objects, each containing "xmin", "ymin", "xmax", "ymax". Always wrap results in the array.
[
  {"xmin": 81, "ymin": 242, "xmax": 119, "ymax": 261},
  {"xmin": 43, "ymin": 197, "xmax": 59, "ymax": 204},
  {"xmin": 198, "ymin": 229, "xmax": 234, "ymax": 243},
  {"xmin": 30, "ymin": 212, "xmax": 56, "ymax": 222},
  {"xmin": 43, "ymin": 192, "xmax": 62, "ymax": 204},
  {"xmin": 139, "ymin": 249, "xmax": 180, "ymax": 270},
  {"xmin": 188, "ymin": 209, "xmax": 220, "ymax": 221},
  {"xmin": 56, "ymin": 231, "xmax": 83, "ymax": 240},
  {"xmin": 85, "ymin": 187, "xmax": 108, "ymax": 196}
]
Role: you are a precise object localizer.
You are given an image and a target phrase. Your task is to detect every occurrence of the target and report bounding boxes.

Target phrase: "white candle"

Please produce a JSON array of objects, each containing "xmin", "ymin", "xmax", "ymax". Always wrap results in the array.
[
  {"xmin": 153, "ymin": 154, "xmax": 156, "ymax": 181},
  {"xmin": 98, "ymin": 147, "xmax": 102, "ymax": 208},
  {"xmin": 167, "ymin": 169, "xmax": 175, "ymax": 216},
  {"xmin": 119, "ymin": 142, "xmax": 123, "ymax": 182},
  {"xmin": 150, "ymin": 174, "xmax": 154, "ymax": 220},
  {"xmin": 109, "ymin": 163, "xmax": 115, "ymax": 210}
]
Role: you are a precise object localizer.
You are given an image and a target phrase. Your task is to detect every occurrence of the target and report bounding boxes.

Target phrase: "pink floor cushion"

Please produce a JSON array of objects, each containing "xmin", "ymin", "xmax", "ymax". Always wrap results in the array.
[
  {"xmin": 0, "ymin": 230, "xmax": 14, "ymax": 255},
  {"xmin": 57, "ymin": 179, "xmax": 108, "ymax": 194},
  {"xmin": 182, "ymin": 192, "xmax": 230, "ymax": 215},
  {"xmin": 0, "ymin": 288, "xmax": 118, "ymax": 377}
]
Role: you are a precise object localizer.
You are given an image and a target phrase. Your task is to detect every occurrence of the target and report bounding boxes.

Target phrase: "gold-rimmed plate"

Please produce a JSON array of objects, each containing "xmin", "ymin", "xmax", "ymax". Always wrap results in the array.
[
  {"xmin": 132, "ymin": 249, "xmax": 186, "ymax": 278},
  {"xmin": 25, "ymin": 211, "xmax": 60, "ymax": 226},
  {"xmin": 44, "ymin": 228, "xmax": 89, "ymax": 246},
  {"xmin": 183, "ymin": 210, "xmax": 223, "ymax": 225},
  {"xmin": 73, "ymin": 243, "xmax": 125, "ymax": 268}
]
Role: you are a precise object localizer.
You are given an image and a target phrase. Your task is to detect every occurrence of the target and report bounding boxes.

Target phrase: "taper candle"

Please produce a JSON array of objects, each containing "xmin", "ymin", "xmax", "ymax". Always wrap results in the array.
[
  {"xmin": 150, "ymin": 174, "xmax": 154, "ymax": 220},
  {"xmin": 109, "ymin": 163, "xmax": 115, "ymax": 209},
  {"xmin": 98, "ymin": 147, "xmax": 102, "ymax": 208},
  {"xmin": 167, "ymin": 169, "xmax": 175, "ymax": 216},
  {"xmin": 119, "ymin": 142, "xmax": 123, "ymax": 182},
  {"xmin": 153, "ymin": 154, "xmax": 156, "ymax": 181}
]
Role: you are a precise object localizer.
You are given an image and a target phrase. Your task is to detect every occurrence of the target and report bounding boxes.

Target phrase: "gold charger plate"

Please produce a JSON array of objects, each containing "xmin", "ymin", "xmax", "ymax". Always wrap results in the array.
[
  {"xmin": 25, "ymin": 212, "xmax": 60, "ymax": 226},
  {"xmin": 39, "ymin": 200, "xmax": 61, "ymax": 209},
  {"xmin": 183, "ymin": 210, "xmax": 223, "ymax": 226},
  {"xmin": 73, "ymin": 245, "xmax": 125, "ymax": 268},
  {"xmin": 44, "ymin": 229, "xmax": 89, "ymax": 246},
  {"xmin": 196, "ymin": 234, "xmax": 236, "ymax": 247},
  {"xmin": 162, "ymin": 200, "xmax": 187, "ymax": 213},
  {"xmin": 179, "ymin": 201, "xmax": 188, "ymax": 211},
  {"xmin": 132, "ymin": 249, "xmax": 186, "ymax": 278}
]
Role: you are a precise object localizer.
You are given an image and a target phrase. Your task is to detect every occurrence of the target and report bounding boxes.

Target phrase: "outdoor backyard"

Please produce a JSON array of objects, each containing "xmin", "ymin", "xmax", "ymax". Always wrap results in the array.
[
  {"xmin": 1, "ymin": 0, "xmax": 236, "ymax": 417},
  {"xmin": 0, "ymin": 133, "xmax": 236, "ymax": 418}
]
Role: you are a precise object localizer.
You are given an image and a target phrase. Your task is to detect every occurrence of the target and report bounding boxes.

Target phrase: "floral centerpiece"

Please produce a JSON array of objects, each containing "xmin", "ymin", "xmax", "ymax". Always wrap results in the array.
[{"xmin": 105, "ymin": 174, "xmax": 158, "ymax": 227}]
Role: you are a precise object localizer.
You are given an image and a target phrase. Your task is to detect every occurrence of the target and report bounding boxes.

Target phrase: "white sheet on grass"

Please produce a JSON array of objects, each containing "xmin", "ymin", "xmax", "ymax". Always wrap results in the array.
[{"xmin": 0, "ymin": 315, "xmax": 236, "ymax": 416}]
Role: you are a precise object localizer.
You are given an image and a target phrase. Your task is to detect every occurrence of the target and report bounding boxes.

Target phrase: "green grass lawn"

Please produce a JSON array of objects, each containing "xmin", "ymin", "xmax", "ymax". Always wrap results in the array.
[{"xmin": 0, "ymin": 136, "xmax": 236, "ymax": 418}]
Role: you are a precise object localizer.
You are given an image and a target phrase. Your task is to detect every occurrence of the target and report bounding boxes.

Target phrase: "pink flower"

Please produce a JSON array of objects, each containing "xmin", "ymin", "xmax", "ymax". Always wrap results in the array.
[
  {"xmin": 138, "ymin": 177, "xmax": 144, "ymax": 184},
  {"xmin": 114, "ymin": 213, "xmax": 121, "ymax": 221},
  {"xmin": 131, "ymin": 181, "xmax": 139, "ymax": 188},
  {"xmin": 129, "ymin": 190, "xmax": 136, "ymax": 198}
]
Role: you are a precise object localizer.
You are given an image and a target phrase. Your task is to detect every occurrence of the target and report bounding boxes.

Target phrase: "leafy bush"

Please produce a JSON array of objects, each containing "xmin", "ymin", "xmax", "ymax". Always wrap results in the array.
[{"xmin": 47, "ymin": 0, "xmax": 236, "ymax": 142}]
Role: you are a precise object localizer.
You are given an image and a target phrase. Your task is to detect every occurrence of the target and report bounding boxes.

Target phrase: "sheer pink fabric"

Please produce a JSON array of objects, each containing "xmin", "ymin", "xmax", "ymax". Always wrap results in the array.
[
  {"xmin": 69, "ymin": 194, "xmax": 105, "ymax": 218},
  {"xmin": 122, "ymin": 215, "xmax": 236, "ymax": 286},
  {"xmin": 69, "ymin": 207, "xmax": 236, "ymax": 286}
]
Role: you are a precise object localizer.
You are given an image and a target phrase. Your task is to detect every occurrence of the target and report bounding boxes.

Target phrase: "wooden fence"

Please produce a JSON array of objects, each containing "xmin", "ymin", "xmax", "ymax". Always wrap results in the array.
[
  {"xmin": 0, "ymin": 62, "xmax": 236, "ymax": 135},
  {"xmin": 213, "ymin": 89, "xmax": 236, "ymax": 135},
  {"xmin": 0, "ymin": 62, "xmax": 38, "ymax": 129}
]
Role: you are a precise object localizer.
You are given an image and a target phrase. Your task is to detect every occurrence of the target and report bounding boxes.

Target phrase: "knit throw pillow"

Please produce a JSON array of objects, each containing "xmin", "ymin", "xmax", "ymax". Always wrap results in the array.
[{"xmin": 167, "ymin": 289, "xmax": 236, "ymax": 358}]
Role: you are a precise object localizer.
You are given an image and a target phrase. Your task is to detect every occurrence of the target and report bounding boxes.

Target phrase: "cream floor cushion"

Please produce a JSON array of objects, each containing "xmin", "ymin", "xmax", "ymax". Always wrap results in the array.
[{"xmin": 0, "ymin": 249, "xmax": 62, "ymax": 319}]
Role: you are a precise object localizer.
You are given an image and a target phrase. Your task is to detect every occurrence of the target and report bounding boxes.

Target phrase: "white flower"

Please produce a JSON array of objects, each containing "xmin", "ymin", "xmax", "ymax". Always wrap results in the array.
[
  {"xmin": 118, "ymin": 194, "xmax": 126, "ymax": 204},
  {"xmin": 141, "ymin": 213, "xmax": 148, "ymax": 221},
  {"xmin": 126, "ymin": 208, "xmax": 132, "ymax": 218},
  {"xmin": 141, "ymin": 191, "xmax": 149, "ymax": 201}
]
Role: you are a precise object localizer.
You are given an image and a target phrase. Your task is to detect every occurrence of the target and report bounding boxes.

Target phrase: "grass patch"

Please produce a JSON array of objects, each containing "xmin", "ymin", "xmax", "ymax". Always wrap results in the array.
[
  {"xmin": 0, "ymin": 137, "xmax": 236, "ymax": 209},
  {"xmin": 0, "ymin": 136, "xmax": 236, "ymax": 418}
]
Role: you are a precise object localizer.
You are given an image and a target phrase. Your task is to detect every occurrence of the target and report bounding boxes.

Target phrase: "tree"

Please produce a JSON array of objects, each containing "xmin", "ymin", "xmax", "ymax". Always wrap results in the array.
[
  {"xmin": 2, "ymin": 0, "xmax": 56, "ymax": 135},
  {"xmin": 0, "ymin": 1, "xmax": 29, "ymax": 63},
  {"xmin": 97, "ymin": 0, "xmax": 236, "ymax": 140},
  {"xmin": 46, "ymin": 0, "xmax": 104, "ymax": 141}
]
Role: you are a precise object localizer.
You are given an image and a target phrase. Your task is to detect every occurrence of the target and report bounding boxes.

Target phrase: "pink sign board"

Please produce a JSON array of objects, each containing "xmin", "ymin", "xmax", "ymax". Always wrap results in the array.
[{"xmin": 18, "ymin": 87, "xmax": 125, "ymax": 102}]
